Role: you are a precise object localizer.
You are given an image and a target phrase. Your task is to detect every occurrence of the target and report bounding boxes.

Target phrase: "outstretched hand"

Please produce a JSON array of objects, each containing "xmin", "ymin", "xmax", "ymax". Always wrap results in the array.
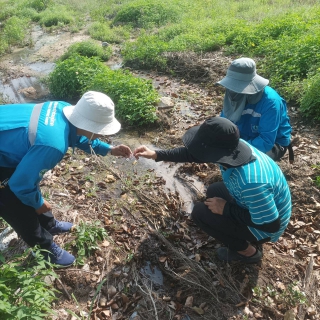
[
  {"xmin": 111, "ymin": 144, "xmax": 132, "ymax": 158},
  {"xmin": 133, "ymin": 145, "xmax": 157, "ymax": 160}
]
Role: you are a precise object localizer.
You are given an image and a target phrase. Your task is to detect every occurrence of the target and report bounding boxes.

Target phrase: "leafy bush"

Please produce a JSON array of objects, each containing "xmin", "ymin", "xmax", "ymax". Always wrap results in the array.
[
  {"xmin": 299, "ymin": 73, "xmax": 320, "ymax": 120},
  {"xmin": 3, "ymin": 16, "xmax": 28, "ymax": 46},
  {"xmin": 0, "ymin": 249, "xmax": 58, "ymax": 319},
  {"xmin": 88, "ymin": 21, "xmax": 130, "ymax": 44},
  {"xmin": 122, "ymin": 34, "xmax": 169, "ymax": 70},
  {"xmin": 48, "ymin": 54, "xmax": 159, "ymax": 126},
  {"xmin": 48, "ymin": 54, "xmax": 109, "ymax": 100},
  {"xmin": 65, "ymin": 220, "xmax": 107, "ymax": 265},
  {"xmin": 24, "ymin": 0, "xmax": 53, "ymax": 12},
  {"xmin": 60, "ymin": 40, "xmax": 112, "ymax": 62},
  {"xmin": 89, "ymin": 68, "xmax": 159, "ymax": 126},
  {"xmin": 113, "ymin": 0, "xmax": 180, "ymax": 28},
  {"xmin": 38, "ymin": 5, "xmax": 74, "ymax": 27}
]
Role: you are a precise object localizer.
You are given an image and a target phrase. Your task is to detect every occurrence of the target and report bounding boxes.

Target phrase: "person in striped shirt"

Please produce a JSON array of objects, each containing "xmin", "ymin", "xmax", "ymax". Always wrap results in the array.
[{"xmin": 133, "ymin": 117, "xmax": 291, "ymax": 263}]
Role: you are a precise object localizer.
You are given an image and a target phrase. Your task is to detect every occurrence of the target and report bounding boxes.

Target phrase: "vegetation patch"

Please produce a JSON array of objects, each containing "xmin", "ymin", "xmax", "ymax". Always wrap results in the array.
[
  {"xmin": 48, "ymin": 54, "xmax": 159, "ymax": 126},
  {"xmin": 0, "ymin": 249, "xmax": 58, "ymax": 319},
  {"xmin": 113, "ymin": 0, "xmax": 181, "ymax": 28},
  {"xmin": 88, "ymin": 21, "xmax": 131, "ymax": 44},
  {"xmin": 60, "ymin": 40, "xmax": 112, "ymax": 62},
  {"xmin": 37, "ymin": 4, "xmax": 75, "ymax": 27}
]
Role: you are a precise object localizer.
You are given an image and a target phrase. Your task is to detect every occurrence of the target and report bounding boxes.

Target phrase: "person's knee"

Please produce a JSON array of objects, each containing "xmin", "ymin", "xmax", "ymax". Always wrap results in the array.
[{"xmin": 191, "ymin": 202, "xmax": 207, "ymax": 222}]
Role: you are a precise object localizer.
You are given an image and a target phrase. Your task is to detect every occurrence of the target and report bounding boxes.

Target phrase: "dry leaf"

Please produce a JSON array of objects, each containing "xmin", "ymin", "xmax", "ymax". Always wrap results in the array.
[
  {"xmin": 192, "ymin": 306, "xmax": 204, "ymax": 315},
  {"xmin": 108, "ymin": 286, "xmax": 117, "ymax": 298},
  {"xmin": 101, "ymin": 240, "xmax": 110, "ymax": 247},
  {"xmin": 185, "ymin": 296, "xmax": 193, "ymax": 307}
]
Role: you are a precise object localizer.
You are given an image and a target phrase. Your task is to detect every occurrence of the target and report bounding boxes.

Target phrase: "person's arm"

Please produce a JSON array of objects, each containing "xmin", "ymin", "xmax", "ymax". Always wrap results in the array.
[
  {"xmin": 156, "ymin": 147, "xmax": 203, "ymax": 163},
  {"xmin": 75, "ymin": 136, "xmax": 132, "ymax": 158},
  {"xmin": 247, "ymin": 99, "xmax": 280, "ymax": 153},
  {"xmin": 8, "ymin": 145, "xmax": 64, "ymax": 211},
  {"xmin": 75, "ymin": 136, "xmax": 112, "ymax": 156}
]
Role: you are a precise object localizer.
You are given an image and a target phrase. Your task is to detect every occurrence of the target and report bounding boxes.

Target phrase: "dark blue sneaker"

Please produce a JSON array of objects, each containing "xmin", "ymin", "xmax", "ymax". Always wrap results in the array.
[
  {"xmin": 45, "ymin": 242, "xmax": 75, "ymax": 267},
  {"xmin": 217, "ymin": 247, "xmax": 262, "ymax": 264},
  {"xmin": 48, "ymin": 220, "xmax": 73, "ymax": 235}
]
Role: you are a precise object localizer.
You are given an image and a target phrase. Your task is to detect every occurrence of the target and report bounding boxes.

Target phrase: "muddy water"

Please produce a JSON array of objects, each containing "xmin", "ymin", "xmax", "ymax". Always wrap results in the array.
[
  {"xmin": 111, "ymin": 132, "xmax": 205, "ymax": 213},
  {"xmin": 0, "ymin": 27, "xmax": 205, "ymax": 213}
]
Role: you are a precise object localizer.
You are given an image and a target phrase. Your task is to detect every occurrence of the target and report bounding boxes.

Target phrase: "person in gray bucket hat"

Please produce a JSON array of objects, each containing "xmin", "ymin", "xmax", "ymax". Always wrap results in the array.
[
  {"xmin": 133, "ymin": 117, "xmax": 292, "ymax": 264},
  {"xmin": 217, "ymin": 57, "xmax": 293, "ymax": 163}
]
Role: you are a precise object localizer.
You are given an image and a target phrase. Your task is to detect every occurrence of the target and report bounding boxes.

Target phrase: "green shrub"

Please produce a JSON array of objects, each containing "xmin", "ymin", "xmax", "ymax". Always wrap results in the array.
[
  {"xmin": 38, "ymin": 5, "xmax": 74, "ymax": 27},
  {"xmin": 88, "ymin": 21, "xmax": 130, "ymax": 44},
  {"xmin": 0, "ymin": 35, "xmax": 9, "ymax": 55},
  {"xmin": 48, "ymin": 54, "xmax": 109, "ymax": 100},
  {"xmin": 299, "ymin": 72, "xmax": 320, "ymax": 120},
  {"xmin": 3, "ymin": 16, "xmax": 27, "ymax": 46},
  {"xmin": 113, "ymin": 0, "xmax": 180, "ymax": 28},
  {"xmin": 65, "ymin": 220, "xmax": 107, "ymax": 265},
  {"xmin": 122, "ymin": 34, "xmax": 169, "ymax": 70},
  {"xmin": 60, "ymin": 40, "xmax": 112, "ymax": 62},
  {"xmin": 24, "ymin": 0, "xmax": 53, "ymax": 12},
  {"xmin": 0, "ymin": 249, "xmax": 58, "ymax": 319},
  {"xmin": 89, "ymin": 69, "xmax": 159, "ymax": 126}
]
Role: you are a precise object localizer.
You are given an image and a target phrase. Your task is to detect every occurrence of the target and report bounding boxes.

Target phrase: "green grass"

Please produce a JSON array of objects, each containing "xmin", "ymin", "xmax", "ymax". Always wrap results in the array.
[{"xmin": 1, "ymin": 0, "xmax": 320, "ymax": 117}]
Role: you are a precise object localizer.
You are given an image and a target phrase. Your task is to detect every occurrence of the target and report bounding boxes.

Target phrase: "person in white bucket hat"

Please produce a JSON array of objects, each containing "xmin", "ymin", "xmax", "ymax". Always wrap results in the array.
[
  {"xmin": 217, "ymin": 57, "xmax": 293, "ymax": 163},
  {"xmin": 0, "ymin": 91, "xmax": 132, "ymax": 267}
]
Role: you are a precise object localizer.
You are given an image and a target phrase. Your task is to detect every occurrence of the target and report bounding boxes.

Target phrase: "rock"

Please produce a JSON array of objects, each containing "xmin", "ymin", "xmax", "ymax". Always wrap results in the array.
[
  {"xmin": 18, "ymin": 87, "xmax": 37, "ymax": 99},
  {"xmin": 158, "ymin": 97, "xmax": 174, "ymax": 109}
]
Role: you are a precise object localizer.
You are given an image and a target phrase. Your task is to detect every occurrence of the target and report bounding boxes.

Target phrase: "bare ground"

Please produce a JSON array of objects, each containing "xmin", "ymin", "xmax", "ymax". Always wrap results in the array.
[{"xmin": 1, "ymin": 28, "xmax": 320, "ymax": 320}]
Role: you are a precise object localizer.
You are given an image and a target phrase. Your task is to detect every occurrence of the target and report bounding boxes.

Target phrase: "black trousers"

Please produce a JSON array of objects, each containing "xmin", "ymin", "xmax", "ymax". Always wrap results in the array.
[
  {"xmin": 191, "ymin": 182, "xmax": 269, "ymax": 251},
  {"xmin": 0, "ymin": 167, "xmax": 55, "ymax": 249}
]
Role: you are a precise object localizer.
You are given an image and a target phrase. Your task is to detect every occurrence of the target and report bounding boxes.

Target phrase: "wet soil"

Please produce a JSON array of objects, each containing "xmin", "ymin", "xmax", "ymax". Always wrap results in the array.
[{"xmin": 1, "ymin": 26, "xmax": 320, "ymax": 320}]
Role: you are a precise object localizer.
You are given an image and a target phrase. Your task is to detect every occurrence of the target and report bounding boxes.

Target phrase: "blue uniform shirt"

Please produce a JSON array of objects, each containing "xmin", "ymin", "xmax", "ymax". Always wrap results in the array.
[
  {"xmin": 0, "ymin": 102, "xmax": 112, "ymax": 210},
  {"xmin": 221, "ymin": 86, "xmax": 292, "ymax": 153}
]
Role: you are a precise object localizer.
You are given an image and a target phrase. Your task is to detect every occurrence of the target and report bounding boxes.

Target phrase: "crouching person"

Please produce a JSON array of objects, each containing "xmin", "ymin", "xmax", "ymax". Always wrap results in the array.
[{"xmin": 133, "ymin": 117, "xmax": 291, "ymax": 263}]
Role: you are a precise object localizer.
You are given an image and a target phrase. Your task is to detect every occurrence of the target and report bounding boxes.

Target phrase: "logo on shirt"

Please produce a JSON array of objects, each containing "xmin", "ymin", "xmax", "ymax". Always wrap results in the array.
[
  {"xmin": 251, "ymin": 125, "xmax": 259, "ymax": 133},
  {"xmin": 44, "ymin": 102, "xmax": 58, "ymax": 126}
]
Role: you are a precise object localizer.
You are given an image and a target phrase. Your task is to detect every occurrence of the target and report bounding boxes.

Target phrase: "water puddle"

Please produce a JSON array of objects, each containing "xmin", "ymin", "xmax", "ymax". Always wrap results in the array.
[
  {"xmin": 140, "ymin": 261, "xmax": 163, "ymax": 286},
  {"xmin": 0, "ymin": 76, "xmax": 50, "ymax": 103},
  {"xmin": 111, "ymin": 133, "xmax": 205, "ymax": 212}
]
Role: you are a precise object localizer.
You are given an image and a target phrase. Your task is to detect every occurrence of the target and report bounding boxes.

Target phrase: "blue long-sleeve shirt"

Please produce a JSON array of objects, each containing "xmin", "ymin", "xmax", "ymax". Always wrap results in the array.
[
  {"xmin": 0, "ymin": 101, "xmax": 112, "ymax": 210},
  {"xmin": 221, "ymin": 86, "xmax": 292, "ymax": 153}
]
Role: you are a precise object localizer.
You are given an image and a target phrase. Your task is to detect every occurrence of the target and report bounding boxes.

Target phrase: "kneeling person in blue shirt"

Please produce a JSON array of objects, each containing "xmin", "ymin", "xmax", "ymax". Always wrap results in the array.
[
  {"xmin": 0, "ymin": 91, "xmax": 132, "ymax": 267},
  {"xmin": 133, "ymin": 117, "xmax": 291, "ymax": 263},
  {"xmin": 218, "ymin": 57, "xmax": 293, "ymax": 162}
]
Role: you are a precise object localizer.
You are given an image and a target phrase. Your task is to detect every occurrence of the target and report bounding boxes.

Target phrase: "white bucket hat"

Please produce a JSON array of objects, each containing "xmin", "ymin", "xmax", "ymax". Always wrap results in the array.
[
  {"xmin": 217, "ymin": 58, "xmax": 269, "ymax": 94},
  {"xmin": 63, "ymin": 91, "xmax": 121, "ymax": 135}
]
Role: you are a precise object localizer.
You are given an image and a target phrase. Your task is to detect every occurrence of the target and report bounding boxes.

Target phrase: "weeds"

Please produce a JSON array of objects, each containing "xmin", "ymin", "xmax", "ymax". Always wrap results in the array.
[
  {"xmin": 60, "ymin": 40, "xmax": 112, "ymax": 62},
  {"xmin": 0, "ymin": 248, "xmax": 58, "ymax": 319},
  {"xmin": 252, "ymin": 282, "xmax": 307, "ymax": 310},
  {"xmin": 66, "ymin": 220, "xmax": 107, "ymax": 265}
]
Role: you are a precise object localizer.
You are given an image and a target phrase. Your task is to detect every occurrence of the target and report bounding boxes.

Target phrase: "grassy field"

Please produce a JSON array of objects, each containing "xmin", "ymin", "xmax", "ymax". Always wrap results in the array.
[{"xmin": 1, "ymin": 0, "xmax": 320, "ymax": 115}]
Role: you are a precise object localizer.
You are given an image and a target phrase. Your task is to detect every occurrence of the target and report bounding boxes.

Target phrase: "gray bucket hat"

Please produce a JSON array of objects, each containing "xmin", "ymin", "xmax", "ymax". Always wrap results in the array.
[
  {"xmin": 182, "ymin": 117, "xmax": 253, "ymax": 166},
  {"xmin": 217, "ymin": 58, "xmax": 269, "ymax": 94}
]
